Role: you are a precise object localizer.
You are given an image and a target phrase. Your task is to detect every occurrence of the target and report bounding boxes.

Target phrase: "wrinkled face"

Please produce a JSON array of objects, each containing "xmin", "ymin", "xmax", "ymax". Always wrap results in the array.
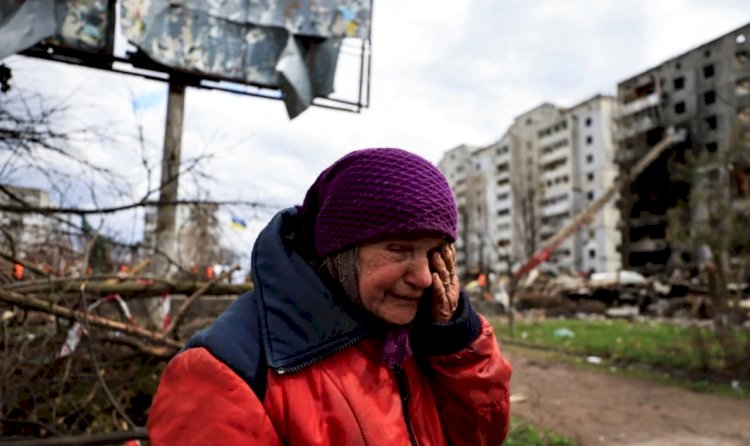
[{"xmin": 357, "ymin": 236, "xmax": 446, "ymax": 325}]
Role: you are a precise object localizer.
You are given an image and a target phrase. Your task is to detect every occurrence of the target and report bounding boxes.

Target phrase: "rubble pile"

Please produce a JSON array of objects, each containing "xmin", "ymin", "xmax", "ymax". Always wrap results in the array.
[{"xmin": 473, "ymin": 269, "xmax": 750, "ymax": 322}]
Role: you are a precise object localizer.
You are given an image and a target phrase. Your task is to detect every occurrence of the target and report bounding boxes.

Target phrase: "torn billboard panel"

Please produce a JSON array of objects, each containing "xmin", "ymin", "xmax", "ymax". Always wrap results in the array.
[
  {"xmin": 0, "ymin": 0, "xmax": 115, "ymax": 61},
  {"xmin": 120, "ymin": 0, "xmax": 371, "ymax": 117}
]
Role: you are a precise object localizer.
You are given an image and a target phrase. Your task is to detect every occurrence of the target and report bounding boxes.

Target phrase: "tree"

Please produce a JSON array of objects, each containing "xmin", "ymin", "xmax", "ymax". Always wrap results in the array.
[
  {"xmin": 667, "ymin": 126, "xmax": 750, "ymax": 379},
  {"xmin": 0, "ymin": 67, "xmax": 258, "ymax": 442}
]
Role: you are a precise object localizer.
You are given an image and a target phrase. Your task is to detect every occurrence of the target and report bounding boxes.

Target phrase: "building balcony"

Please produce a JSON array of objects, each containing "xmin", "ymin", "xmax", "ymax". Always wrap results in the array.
[
  {"xmin": 495, "ymin": 198, "xmax": 512, "ymax": 210},
  {"xmin": 616, "ymin": 115, "xmax": 660, "ymax": 140},
  {"xmin": 619, "ymin": 92, "xmax": 660, "ymax": 117},
  {"xmin": 630, "ymin": 212, "xmax": 665, "ymax": 228},
  {"xmin": 496, "ymin": 182, "xmax": 511, "ymax": 194},
  {"xmin": 541, "ymin": 220, "xmax": 565, "ymax": 235},
  {"xmin": 629, "ymin": 238, "xmax": 667, "ymax": 252},
  {"xmin": 542, "ymin": 165, "xmax": 572, "ymax": 182},
  {"xmin": 541, "ymin": 148, "xmax": 569, "ymax": 166},
  {"xmin": 542, "ymin": 200, "xmax": 572, "ymax": 218}
]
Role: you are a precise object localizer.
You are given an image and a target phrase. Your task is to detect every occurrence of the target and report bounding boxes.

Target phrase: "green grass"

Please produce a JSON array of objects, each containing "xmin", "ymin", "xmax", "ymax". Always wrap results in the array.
[
  {"xmin": 505, "ymin": 418, "xmax": 575, "ymax": 446},
  {"xmin": 490, "ymin": 316, "xmax": 750, "ymax": 394}
]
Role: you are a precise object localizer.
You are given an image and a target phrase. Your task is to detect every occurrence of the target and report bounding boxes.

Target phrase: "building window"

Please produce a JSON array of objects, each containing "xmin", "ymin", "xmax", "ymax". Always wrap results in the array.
[
  {"xmin": 739, "ymin": 106, "xmax": 750, "ymax": 124},
  {"xmin": 704, "ymin": 49, "xmax": 711, "ymax": 58},
  {"xmin": 706, "ymin": 115, "xmax": 718, "ymax": 131},
  {"xmin": 589, "ymin": 249, "xmax": 596, "ymax": 259},
  {"xmin": 497, "ymin": 209, "xmax": 509, "ymax": 217},
  {"xmin": 706, "ymin": 142, "xmax": 718, "ymax": 153},
  {"xmin": 704, "ymin": 90, "xmax": 716, "ymax": 105},
  {"xmin": 585, "ymin": 117, "xmax": 592, "ymax": 127},
  {"xmin": 587, "ymin": 173, "xmax": 595, "ymax": 182},
  {"xmin": 703, "ymin": 64, "xmax": 715, "ymax": 78},
  {"xmin": 673, "ymin": 76, "xmax": 685, "ymax": 90},
  {"xmin": 586, "ymin": 136, "xmax": 593, "ymax": 145},
  {"xmin": 736, "ymin": 50, "xmax": 749, "ymax": 67},
  {"xmin": 586, "ymin": 154, "xmax": 594, "ymax": 163},
  {"xmin": 674, "ymin": 102, "xmax": 686, "ymax": 114},
  {"xmin": 736, "ymin": 77, "xmax": 750, "ymax": 95},
  {"xmin": 675, "ymin": 61, "xmax": 682, "ymax": 69},
  {"xmin": 587, "ymin": 191, "xmax": 594, "ymax": 200}
]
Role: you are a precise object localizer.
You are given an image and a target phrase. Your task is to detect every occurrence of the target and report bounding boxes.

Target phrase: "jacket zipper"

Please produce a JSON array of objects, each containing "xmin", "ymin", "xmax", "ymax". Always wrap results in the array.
[
  {"xmin": 275, "ymin": 333, "xmax": 368, "ymax": 375},
  {"xmin": 394, "ymin": 364, "xmax": 419, "ymax": 446}
]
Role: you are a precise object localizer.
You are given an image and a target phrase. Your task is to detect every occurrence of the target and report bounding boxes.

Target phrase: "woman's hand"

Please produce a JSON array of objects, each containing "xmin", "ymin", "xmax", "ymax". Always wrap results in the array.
[{"xmin": 430, "ymin": 244, "xmax": 460, "ymax": 323}]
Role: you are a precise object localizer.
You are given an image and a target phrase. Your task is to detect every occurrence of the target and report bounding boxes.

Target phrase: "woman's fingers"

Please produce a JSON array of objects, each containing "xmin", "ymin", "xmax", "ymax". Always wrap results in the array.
[
  {"xmin": 431, "ymin": 245, "xmax": 459, "ymax": 323},
  {"xmin": 433, "ymin": 249, "xmax": 451, "ymax": 287},
  {"xmin": 431, "ymin": 272, "xmax": 453, "ymax": 322}
]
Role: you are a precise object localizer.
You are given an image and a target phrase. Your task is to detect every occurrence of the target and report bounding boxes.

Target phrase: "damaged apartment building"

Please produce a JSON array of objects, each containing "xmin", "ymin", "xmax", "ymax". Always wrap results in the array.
[
  {"xmin": 616, "ymin": 23, "xmax": 750, "ymax": 272},
  {"xmin": 439, "ymin": 95, "xmax": 621, "ymax": 277}
]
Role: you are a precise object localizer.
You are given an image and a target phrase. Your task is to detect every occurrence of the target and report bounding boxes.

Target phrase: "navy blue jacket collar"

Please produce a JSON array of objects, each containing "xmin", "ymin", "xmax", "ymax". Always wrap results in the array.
[{"xmin": 252, "ymin": 207, "xmax": 369, "ymax": 373}]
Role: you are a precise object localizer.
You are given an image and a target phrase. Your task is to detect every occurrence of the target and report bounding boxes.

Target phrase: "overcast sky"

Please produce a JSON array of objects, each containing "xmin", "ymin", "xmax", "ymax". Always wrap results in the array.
[{"xmin": 3, "ymin": 0, "xmax": 750, "ymax": 265}]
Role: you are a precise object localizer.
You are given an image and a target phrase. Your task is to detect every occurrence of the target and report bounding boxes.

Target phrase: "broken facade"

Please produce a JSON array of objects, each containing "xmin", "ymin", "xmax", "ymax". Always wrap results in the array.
[{"xmin": 616, "ymin": 23, "xmax": 750, "ymax": 272}]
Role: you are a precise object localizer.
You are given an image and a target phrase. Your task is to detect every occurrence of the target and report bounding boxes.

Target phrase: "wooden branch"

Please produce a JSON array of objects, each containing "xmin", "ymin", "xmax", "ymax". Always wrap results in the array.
[
  {"xmin": 0, "ymin": 427, "xmax": 148, "ymax": 446},
  {"xmin": 0, "ymin": 198, "xmax": 280, "ymax": 215},
  {"xmin": 163, "ymin": 267, "xmax": 239, "ymax": 338},
  {"xmin": 4, "ymin": 279, "xmax": 253, "ymax": 299},
  {"xmin": 0, "ymin": 289, "xmax": 183, "ymax": 350},
  {"xmin": 99, "ymin": 333, "xmax": 175, "ymax": 358}
]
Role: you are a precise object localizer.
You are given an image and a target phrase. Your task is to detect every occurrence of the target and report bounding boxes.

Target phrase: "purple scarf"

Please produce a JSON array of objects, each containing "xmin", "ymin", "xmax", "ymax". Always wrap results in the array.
[{"xmin": 382, "ymin": 327, "xmax": 413, "ymax": 369}]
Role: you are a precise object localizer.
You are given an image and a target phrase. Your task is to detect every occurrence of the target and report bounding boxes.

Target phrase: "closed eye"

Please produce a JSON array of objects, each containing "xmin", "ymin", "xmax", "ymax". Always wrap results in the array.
[{"xmin": 387, "ymin": 244, "xmax": 412, "ymax": 253}]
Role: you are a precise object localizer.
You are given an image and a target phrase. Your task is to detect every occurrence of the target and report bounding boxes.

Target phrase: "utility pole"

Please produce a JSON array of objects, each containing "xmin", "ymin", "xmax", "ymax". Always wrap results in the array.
[{"xmin": 151, "ymin": 77, "xmax": 186, "ymax": 278}]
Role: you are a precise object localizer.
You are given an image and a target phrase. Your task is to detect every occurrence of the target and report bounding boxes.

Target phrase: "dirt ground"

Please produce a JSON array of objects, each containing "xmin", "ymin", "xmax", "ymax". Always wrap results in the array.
[{"xmin": 505, "ymin": 348, "xmax": 750, "ymax": 446}]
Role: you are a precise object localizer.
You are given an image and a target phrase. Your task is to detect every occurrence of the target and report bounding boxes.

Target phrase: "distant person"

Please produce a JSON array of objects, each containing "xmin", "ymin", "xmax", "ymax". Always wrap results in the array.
[
  {"xmin": 148, "ymin": 148, "xmax": 512, "ymax": 445},
  {"xmin": 12, "ymin": 262, "xmax": 24, "ymax": 281}
]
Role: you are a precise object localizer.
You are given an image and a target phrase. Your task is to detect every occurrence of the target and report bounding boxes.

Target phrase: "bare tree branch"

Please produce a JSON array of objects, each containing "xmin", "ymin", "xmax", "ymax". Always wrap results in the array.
[
  {"xmin": 163, "ymin": 266, "xmax": 238, "ymax": 338},
  {"xmin": 0, "ymin": 196, "xmax": 282, "ymax": 215},
  {"xmin": 0, "ymin": 289, "xmax": 183, "ymax": 350}
]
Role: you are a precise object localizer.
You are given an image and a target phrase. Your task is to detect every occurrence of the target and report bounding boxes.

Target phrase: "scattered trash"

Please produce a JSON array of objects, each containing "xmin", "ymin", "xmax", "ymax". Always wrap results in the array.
[
  {"xmin": 590, "ymin": 270, "xmax": 646, "ymax": 285},
  {"xmin": 586, "ymin": 355, "xmax": 603, "ymax": 365},
  {"xmin": 605, "ymin": 306, "xmax": 639, "ymax": 318},
  {"xmin": 521, "ymin": 331, "xmax": 529, "ymax": 339},
  {"xmin": 553, "ymin": 327, "xmax": 575, "ymax": 338},
  {"xmin": 1, "ymin": 310, "xmax": 14, "ymax": 322},
  {"xmin": 510, "ymin": 393, "xmax": 528, "ymax": 403}
]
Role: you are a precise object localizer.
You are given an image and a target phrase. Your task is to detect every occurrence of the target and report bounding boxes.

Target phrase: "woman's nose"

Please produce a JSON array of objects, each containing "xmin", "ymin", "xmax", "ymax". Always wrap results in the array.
[{"xmin": 405, "ymin": 255, "xmax": 433, "ymax": 290}]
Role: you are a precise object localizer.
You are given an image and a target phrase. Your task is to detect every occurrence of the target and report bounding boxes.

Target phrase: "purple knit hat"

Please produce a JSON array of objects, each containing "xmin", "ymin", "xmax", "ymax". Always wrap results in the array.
[{"xmin": 300, "ymin": 148, "xmax": 457, "ymax": 258}]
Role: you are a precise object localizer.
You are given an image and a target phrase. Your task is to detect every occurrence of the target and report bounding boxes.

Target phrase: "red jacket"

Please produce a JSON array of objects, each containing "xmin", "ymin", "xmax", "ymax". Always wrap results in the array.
[{"xmin": 148, "ymin": 209, "xmax": 512, "ymax": 445}]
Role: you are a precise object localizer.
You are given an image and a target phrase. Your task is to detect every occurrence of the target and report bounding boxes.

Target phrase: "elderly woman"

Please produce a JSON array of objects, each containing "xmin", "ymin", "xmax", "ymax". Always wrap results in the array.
[{"xmin": 148, "ymin": 148, "xmax": 512, "ymax": 445}]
